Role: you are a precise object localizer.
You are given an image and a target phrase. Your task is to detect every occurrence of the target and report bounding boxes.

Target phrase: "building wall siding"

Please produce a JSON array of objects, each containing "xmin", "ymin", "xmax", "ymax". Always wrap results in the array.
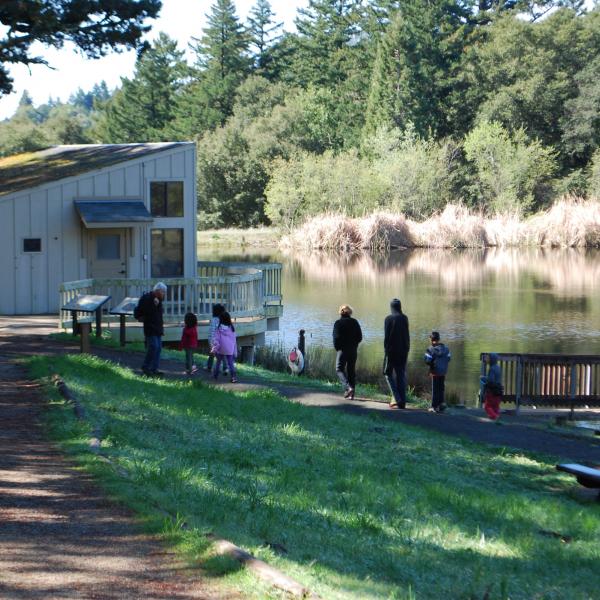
[{"xmin": 0, "ymin": 144, "xmax": 197, "ymax": 315}]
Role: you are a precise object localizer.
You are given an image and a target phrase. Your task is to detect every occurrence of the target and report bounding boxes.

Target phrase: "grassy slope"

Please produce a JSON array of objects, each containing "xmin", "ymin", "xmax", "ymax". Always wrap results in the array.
[{"xmin": 29, "ymin": 353, "xmax": 599, "ymax": 600}]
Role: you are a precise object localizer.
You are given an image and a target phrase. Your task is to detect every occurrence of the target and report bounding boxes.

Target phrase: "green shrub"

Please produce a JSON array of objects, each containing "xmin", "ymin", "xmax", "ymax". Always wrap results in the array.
[{"xmin": 464, "ymin": 121, "xmax": 557, "ymax": 214}]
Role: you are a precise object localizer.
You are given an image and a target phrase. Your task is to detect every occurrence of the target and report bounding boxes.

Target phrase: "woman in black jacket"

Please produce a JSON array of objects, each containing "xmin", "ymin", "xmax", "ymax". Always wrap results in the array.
[{"xmin": 332, "ymin": 305, "xmax": 363, "ymax": 400}]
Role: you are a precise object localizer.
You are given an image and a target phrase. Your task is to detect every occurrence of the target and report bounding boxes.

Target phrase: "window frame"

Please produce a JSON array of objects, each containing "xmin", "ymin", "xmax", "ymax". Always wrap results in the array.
[
  {"xmin": 150, "ymin": 227, "xmax": 184, "ymax": 278},
  {"xmin": 22, "ymin": 237, "xmax": 42, "ymax": 254},
  {"xmin": 149, "ymin": 180, "xmax": 184, "ymax": 218}
]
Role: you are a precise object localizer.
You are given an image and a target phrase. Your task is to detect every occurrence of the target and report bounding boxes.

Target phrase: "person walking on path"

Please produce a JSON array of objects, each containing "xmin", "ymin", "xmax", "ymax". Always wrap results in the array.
[
  {"xmin": 206, "ymin": 303, "xmax": 226, "ymax": 374},
  {"xmin": 180, "ymin": 312, "xmax": 199, "ymax": 375},
  {"xmin": 211, "ymin": 312, "xmax": 238, "ymax": 383},
  {"xmin": 333, "ymin": 304, "xmax": 363, "ymax": 400},
  {"xmin": 424, "ymin": 331, "xmax": 451, "ymax": 413},
  {"xmin": 135, "ymin": 282, "xmax": 166, "ymax": 377},
  {"xmin": 384, "ymin": 298, "xmax": 410, "ymax": 409},
  {"xmin": 481, "ymin": 353, "xmax": 503, "ymax": 420}
]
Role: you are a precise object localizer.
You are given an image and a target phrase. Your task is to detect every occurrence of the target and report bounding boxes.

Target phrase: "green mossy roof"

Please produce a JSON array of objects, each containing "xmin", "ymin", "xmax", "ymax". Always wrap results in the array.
[{"xmin": 0, "ymin": 143, "xmax": 192, "ymax": 198}]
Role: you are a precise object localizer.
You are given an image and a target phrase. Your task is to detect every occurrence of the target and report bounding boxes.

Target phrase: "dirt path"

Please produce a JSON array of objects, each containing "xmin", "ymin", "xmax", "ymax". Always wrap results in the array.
[{"xmin": 0, "ymin": 339, "xmax": 234, "ymax": 600}]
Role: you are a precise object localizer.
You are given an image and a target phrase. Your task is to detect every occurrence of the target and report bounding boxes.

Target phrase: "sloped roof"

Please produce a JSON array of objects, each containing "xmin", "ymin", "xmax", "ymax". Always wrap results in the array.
[{"xmin": 0, "ymin": 142, "xmax": 193, "ymax": 198}]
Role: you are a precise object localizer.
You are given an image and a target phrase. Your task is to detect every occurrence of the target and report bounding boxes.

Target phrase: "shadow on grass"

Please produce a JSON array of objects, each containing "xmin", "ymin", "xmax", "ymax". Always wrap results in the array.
[{"xmin": 28, "ymin": 353, "xmax": 600, "ymax": 600}]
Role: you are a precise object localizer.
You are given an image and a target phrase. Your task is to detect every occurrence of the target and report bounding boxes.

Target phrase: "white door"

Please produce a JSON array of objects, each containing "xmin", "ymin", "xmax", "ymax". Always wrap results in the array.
[{"xmin": 88, "ymin": 229, "xmax": 128, "ymax": 278}]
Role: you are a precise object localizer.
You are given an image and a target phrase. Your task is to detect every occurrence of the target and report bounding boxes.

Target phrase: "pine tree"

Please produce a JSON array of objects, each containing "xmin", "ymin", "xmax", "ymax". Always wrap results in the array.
[
  {"xmin": 292, "ymin": 0, "xmax": 363, "ymax": 88},
  {"xmin": 187, "ymin": 0, "xmax": 250, "ymax": 125},
  {"xmin": 248, "ymin": 0, "xmax": 283, "ymax": 75},
  {"xmin": 364, "ymin": 0, "xmax": 471, "ymax": 138},
  {"xmin": 95, "ymin": 33, "xmax": 186, "ymax": 142}
]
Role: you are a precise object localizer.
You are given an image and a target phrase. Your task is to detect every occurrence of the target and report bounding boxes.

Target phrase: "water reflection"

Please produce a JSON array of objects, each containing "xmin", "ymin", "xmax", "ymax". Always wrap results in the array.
[{"xmin": 204, "ymin": 246, "xmax": 600, "ymax": 403}]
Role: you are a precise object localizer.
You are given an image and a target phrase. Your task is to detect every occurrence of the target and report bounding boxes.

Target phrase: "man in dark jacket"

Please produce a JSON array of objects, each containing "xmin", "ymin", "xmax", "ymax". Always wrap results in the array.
[
  {"xmin": 384, "ymin": 298, "xmax": 410, "ymax": 409},
  {"xmin": 136, "ymin": 282, "xmax": 166, "ymax": 377},
  {"xmin": 333, "ymin": 305, "xmax": 363, "ymax": 399}
]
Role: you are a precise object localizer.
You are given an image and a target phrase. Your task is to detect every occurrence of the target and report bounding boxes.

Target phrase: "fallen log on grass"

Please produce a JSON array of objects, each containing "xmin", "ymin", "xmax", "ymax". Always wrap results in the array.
[{"xmin": 210, "ymin": 536, "xmax": 319, "ymax": 599}]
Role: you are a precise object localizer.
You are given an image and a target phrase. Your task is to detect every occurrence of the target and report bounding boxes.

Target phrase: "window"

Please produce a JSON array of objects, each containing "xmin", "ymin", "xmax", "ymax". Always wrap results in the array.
[
  {"xmin": 151, "ymin": 181, "xmax": 184, "ymax": 217},
  {"xmin": 96, "ymin": 234, "xmax": 121, "ymax": 260},
  {"xmin": 23, "ymin": 238, "xmax": 41, "ymax": 253},
  {"xmin": 151, "ymin": 229, "xmax": 183, "ymax": 277}
]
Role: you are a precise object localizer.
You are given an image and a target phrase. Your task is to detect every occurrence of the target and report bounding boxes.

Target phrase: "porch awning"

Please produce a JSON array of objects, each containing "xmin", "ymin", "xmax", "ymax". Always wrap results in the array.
[{"xmin": 74, "ymin": 200, "xmax": 153, "ymax": 229}]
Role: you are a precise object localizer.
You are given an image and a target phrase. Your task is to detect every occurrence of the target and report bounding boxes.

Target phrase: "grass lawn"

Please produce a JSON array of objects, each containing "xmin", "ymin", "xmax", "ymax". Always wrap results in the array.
[
  {"xmin": 48, "ymin": 332, "xmax": 397, "ymax": 403},
  {"xmin": 29, "ymin": 353, "xmax": 599, "ymax": 600}
]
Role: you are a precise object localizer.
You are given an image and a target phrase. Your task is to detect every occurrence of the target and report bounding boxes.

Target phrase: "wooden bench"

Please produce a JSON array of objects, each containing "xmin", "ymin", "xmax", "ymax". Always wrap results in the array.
[{"xmin": 556, "ymin": 464, "xmax": 600, "ymax": 497}]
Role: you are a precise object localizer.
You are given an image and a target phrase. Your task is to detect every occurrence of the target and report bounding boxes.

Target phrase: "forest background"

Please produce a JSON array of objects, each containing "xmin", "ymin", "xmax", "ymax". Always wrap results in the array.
[{"xmin": 2, "ymin": 0, "xmax": 600, "ymax": 231}]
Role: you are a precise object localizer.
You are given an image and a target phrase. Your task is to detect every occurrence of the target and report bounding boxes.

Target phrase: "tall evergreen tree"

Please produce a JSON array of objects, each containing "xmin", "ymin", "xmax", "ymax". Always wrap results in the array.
[
  {"xmin": 187, "ymin": 0, "xmax": 250, "ymax": 126},
  {"xmin": 248, "ymin": 0, "xmax": 283, "ymax": 75},
  {"xmin": 96, "ymin": 33, "xmax": 186, "ymax": 142},
  {"xmin": 291, "ymin": 0, "xmax": 363, "ymax": 89},
  {"xmin": 364, "ymin": 0, "xmax": 472, "ymax": 138}
]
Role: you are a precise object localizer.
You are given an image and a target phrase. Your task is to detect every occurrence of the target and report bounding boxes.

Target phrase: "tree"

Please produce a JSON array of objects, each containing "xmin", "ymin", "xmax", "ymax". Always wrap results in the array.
[
  {"xmin": 470, "ymin": 10, "xmax": 599, "ymax": 160},
  {"xmin": 464, "ymin": 121, "xmax": 557, "ymax": 214},
  {"xmin": 0, "ymin": 91, "xmax": 49, "ymax": 156},
  {"xmin": 0, "ymin": 0, "xmax": 161, "ymax": 96},
  {"xmin": 95, "ymin": 33, "xmax": 186, "ymax": 142},
  {"xmin": 187, "ymin": 0, "xmax": 251, "ymax": 127},
  {"xmin": 364, "ymin": 0, "xmax": 472, "ymax": 138},
  {"xmin": 291, "ymin": 0, "xmax": 363, "ymax": 89},
  {"xmin": 248, "ymin": 0, "xmax": 283, "ymax": 74}
]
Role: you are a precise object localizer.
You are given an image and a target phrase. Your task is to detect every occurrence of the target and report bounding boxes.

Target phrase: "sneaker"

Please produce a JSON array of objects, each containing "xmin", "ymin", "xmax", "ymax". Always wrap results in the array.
[
  {"xmin": 437, "ymin": 403, "xmax": 447, "ymax": 413},
  {"xmin": 141, "ymin": 367, "xmax": 152, "ymax": 377},
  {"xmin": 230, "ymin": 377, "xmax": 237, "ymax": 383},
  {"xmin": 389, "ymin": 402, "xmax": 399, "ymax": 409},
  {"xmin": 152, "ymin": 370, "xmax": 164, "ymax": 378},
  {"xmin": 191, "ymin": 365, "xmax": 198, "ymax": 374},
  {"xmin": 428, "ymin": 407, "xmax": 436, "ymax": 413}
]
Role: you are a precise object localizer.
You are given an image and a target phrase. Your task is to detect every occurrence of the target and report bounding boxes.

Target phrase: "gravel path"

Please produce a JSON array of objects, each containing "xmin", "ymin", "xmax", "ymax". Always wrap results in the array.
[{"xmin": 0, "ymin": 338, "xmax": 234, "ymax": 600}]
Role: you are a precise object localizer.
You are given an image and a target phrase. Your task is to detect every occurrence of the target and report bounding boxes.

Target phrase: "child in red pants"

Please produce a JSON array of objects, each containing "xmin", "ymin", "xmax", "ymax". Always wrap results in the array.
[{"xmin": 481, "ymin": 353, "xmax": 503, "ymax": 420}]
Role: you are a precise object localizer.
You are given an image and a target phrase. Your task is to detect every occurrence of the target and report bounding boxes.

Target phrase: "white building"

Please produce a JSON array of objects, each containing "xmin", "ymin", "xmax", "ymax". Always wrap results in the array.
[{"xmin": 0, "ymin": 142, "xmax": 197, "ymax": 315}]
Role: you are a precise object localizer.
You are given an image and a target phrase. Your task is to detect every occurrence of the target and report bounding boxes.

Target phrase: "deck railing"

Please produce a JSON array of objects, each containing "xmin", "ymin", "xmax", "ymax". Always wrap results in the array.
[
  {"xmin": 197, "ymin": 261, "xmax": 282, "ymax": 303},
  {"xmin": 480, "ymin": 353, "xmax": 600, "ymax": 410},
  {"xmin": 60, "ymin": 261, "xmax": 282, "ymax": 325}
]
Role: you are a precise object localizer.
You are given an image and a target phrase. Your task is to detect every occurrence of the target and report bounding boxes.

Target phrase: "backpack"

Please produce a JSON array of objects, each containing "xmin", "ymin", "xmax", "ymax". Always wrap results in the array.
[
  {"xmin": 430, "ymin": 345, "xmax": 451, "ymax": 376},
  {"xmin": 133, "ymin": 296, "xmax": 145, "ymax": 322}
]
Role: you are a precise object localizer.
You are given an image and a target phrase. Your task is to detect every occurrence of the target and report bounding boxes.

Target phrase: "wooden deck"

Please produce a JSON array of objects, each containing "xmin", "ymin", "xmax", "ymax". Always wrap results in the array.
[{"xmin": 59, "ymin": 261, "xmax": 283, "ymax": 346}]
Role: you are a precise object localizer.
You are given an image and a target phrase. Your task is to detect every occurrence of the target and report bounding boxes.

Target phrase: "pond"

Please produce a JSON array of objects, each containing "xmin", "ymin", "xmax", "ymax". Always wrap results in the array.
[{"xmin": 202, "ymin": 246, "xmax": 600, "ymax": 404}]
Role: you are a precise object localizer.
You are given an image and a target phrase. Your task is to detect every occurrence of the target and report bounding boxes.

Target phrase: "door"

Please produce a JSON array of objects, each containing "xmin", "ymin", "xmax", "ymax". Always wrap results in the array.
[{"xmin": 88, "ymin": 229, "xmax": 128, "ymax": 278}]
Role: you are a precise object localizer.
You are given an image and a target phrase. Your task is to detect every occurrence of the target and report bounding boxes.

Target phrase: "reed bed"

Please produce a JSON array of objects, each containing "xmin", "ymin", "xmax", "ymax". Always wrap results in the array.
[{"xmin": 282, "ymin": 197, "xmax": 600, "ymax": 251}]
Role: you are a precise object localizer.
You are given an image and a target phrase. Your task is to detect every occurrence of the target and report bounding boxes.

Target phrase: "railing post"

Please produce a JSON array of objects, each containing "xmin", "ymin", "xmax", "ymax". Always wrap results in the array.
[
  {"xmin": 569, "ymin": 362, "xmax": 577, "ymax": 421},
  {"xmin": 515, "ymin": 357, "xmax": 523, "ymax": 414},
  {"xmin": 479, "ymin": 354, "xmax": 486, "ymax": 408}
]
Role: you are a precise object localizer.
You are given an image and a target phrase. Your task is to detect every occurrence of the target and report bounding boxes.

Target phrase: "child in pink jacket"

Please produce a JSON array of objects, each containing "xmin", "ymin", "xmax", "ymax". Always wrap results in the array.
[{"xmin": 211, "ymin": 311, "xmax": 237, "ymax": 383}]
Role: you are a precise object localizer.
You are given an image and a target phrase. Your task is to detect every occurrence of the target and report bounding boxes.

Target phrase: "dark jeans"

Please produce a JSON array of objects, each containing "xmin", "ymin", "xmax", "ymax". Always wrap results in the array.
[
  {"xmin": 184, "ymin": 348, "xmax": 194, "ymax": 372},
  {"xmin": 207, "ymin": 351, "xmax": 227, "ymax": 373},
  {"xmin": 384, "ymin": 354, "xmax": 407, "ymax": 407},
  {"xmin": 214, "ymin": 354, "xmax": 236, "ymax": 378},
  {"xmin": 431, "ymin": 376, "xmax": 445, "ymax": 409},
  {"xmin": 142, "ymin": 335, "xmax": 162, "ymax": 372},
  {"xmin": 336, "ymin": 348, "xmax": 357, "ymax": 389}
]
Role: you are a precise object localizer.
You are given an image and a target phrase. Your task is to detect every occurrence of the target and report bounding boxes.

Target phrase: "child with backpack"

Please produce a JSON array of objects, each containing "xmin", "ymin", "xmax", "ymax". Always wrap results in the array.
[
  {"xmin": 180, "ymin": 312, "xmax": 198, "ymax": 375},
  {"xmin": 480, "ymin": 353, "xmax": 503, "ymax": 420},
  {"xmin": 424, "ymin": 331, "xmax": 451, "ymax": 413},
  {"xmin": 211, "ymin": 311, "xmax": 237, "ymax": 383}
]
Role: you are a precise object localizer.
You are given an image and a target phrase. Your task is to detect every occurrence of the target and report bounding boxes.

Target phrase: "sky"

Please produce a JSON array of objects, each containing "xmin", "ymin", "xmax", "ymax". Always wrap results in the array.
[{"xmin": 0, "ymin": 0, "xmax": 308, "ymax": 120}]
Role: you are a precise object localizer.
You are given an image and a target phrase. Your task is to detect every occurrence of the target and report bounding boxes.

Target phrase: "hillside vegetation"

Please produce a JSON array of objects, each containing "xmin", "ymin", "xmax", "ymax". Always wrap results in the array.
[{"xmin": 1, "ymin": 2, "xmax": 600, "ymax": 228}]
